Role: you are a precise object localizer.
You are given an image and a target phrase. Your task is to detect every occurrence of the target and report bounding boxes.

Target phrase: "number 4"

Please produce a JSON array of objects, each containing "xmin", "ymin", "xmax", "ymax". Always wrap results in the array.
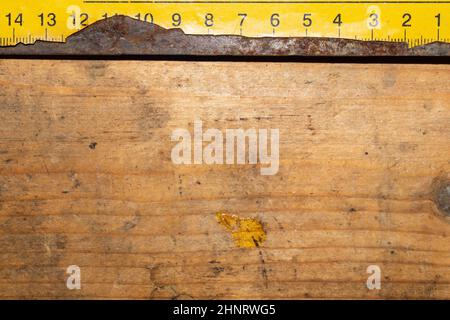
[
  {"xmin": 333, "ymin": 13, "xmax": 343, "ymax": 27},
  {"xmin": 6, "ymin": 13, "xmax": 23, "ymax": 26}
]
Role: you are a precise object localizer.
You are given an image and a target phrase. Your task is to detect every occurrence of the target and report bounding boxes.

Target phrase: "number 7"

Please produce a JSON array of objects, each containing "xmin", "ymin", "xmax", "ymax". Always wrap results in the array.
[{"xmin": 238, "ymin": 13, "xmax": 247, "ymax": 27}]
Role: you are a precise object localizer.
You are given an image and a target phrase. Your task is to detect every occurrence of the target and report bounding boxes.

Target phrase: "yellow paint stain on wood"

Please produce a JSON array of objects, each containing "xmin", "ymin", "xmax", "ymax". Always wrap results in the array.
[{"xmin": 216, "ymin": 212, "xmax": 266, "ymax": 248}]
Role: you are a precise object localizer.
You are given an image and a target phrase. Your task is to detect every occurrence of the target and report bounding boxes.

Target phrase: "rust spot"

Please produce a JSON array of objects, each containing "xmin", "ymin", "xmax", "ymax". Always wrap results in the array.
[
  {"xmin": 216, "ymin": 212, "xmax": 266, "ymax": 248},
  {"xmin": 432, "ymin": 177, "xmax": 450, "ymax": 219},
  {"xmin": 1, "ymin": 15, "xmax": 450, "ymax": 56}
]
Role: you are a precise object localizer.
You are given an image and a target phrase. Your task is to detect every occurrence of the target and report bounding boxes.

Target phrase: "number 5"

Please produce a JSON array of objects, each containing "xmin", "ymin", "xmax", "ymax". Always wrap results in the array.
[{"xmin": 303, "ymin": 13, "xmax": 312, "ymax": 27}]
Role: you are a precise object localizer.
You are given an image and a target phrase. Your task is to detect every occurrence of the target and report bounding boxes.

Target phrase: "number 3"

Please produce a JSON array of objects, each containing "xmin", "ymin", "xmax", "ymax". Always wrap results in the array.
[{"xmin": 368, "ymin": 13, "xmax": 379, "ymax": 28}]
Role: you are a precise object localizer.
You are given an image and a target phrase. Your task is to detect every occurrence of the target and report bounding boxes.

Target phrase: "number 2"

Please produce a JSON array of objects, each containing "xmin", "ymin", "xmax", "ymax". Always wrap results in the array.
[{"xmin": 402, "ymin": 13, "xmax": 411, "ymax": 27}]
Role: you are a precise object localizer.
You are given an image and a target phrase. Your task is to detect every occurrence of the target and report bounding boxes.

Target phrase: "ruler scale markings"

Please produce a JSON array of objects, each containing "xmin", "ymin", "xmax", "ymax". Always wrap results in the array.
[{"xmin": 1, "ymin": 0, "xmax": 449, "ymax": 48}]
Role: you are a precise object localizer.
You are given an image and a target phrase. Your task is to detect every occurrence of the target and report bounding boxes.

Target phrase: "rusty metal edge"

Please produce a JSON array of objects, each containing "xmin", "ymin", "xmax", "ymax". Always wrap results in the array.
[{"xmin": 0, "ymin": 15, "xmax": 450, "ymax": 56}]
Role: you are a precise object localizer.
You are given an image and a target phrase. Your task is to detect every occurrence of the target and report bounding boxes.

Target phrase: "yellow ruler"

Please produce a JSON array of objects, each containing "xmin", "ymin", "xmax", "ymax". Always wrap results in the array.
[{"xmin": 1, "ymin": 0, "xmax": 449, "ymax": 48}]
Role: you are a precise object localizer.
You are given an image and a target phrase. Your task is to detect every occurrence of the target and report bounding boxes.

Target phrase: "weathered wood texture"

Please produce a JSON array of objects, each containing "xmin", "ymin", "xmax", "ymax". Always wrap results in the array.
[{"xmin": 0, "ymin": 60, "xmax": 449, "ymax": 299}]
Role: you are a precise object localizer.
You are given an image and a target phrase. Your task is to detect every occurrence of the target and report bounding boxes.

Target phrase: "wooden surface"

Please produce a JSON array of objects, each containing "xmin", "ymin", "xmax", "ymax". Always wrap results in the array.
[{"xmin": 0, "ymin": 60, "xmax": 449, "ymax": 299}]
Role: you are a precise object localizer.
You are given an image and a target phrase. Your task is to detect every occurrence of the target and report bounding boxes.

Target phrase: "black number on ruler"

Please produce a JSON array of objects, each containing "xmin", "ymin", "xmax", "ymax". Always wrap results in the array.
[
  {"xmin": 6, "ymin": 13, "xmax": 23, "ymax": 26},
  {"xmin": 270, "ymin": 13, "xmax": 280, "ymax": 27},
  {"xmin": 172, "ymin": 13, "xmax": 181, "ymax": 26},
  {"xmin": 135, "ymin": 13, "xmax": 153, "ymax": 23},
  {"xmin": 102, "ymin": 13, "xmax": 120, "ymax": 19},
  {"xmin": 368, "ymin": 13, "xmax": 379, "ymax": 27},
  {"xmin": 333, "ymin": 13, "xmax": 343, "ymax": 27},
  {"xmin": 402, "ymin": 13, "xmax": 412, "ymax": 27},
  {"xmin": 38, "ymin": 13, "xmax": 56, "ymax": 27},
  {"xmin": 435, "ymin": 13, "xmax": 441, "ymax": 27},
  {"xmin": 72, "ymin": 13, "xmax": 89, "ymax": 27},
  {"xmin": 80, "ymin": 13, "xmax": 89, "ymax": 26},
  {"xmin": 303, "ymin": 13, "xmax": 312, "ymax": 27},
  {"xmin": 205, "ymin": 13, "xmax": 214, "ymax": 27},
  {"xmin": 238, "ymin": 13, "xmax": 247, "ymax": 27}
]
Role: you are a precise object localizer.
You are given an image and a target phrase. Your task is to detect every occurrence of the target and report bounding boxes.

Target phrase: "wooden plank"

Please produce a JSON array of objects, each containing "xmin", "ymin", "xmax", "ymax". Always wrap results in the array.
[{"xmin": 0, "ymin": 59, "xmax": 449, "ymax": 299}]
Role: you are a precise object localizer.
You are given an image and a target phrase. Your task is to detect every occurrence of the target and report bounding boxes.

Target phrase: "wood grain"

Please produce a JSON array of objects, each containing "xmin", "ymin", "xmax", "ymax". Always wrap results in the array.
[{"xmin": 0, "ymin": 60, "xmax": 449, "ymax": 299}]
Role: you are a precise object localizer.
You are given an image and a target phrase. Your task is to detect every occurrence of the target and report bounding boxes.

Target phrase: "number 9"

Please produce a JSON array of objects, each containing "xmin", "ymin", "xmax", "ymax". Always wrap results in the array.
[{"xmin": 172, "ymin": 13, "xmax": 181, "ymax": 26}]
